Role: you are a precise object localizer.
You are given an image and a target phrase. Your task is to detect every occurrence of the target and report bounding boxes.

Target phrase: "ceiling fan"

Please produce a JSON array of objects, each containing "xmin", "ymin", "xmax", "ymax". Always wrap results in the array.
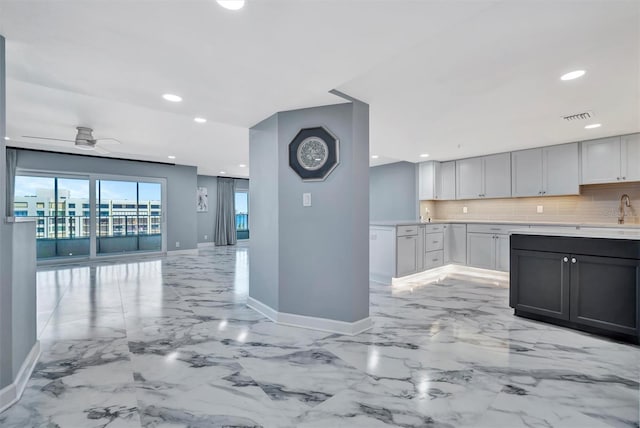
[{"xmin": 22, "ymin": 126, "xmax": 121, "ymax": 154}]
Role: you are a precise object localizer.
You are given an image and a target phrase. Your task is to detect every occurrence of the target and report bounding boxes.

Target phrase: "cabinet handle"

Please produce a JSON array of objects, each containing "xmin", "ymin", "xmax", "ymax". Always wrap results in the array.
[
  {"xmin": 433, "ymin": 241, "xmax": 439, "ymax": 244},
  {"xmin": 563, "ymin": 257, "xmax": 568, "ymax": 263},
  {"xmin": 623, "ymin": 176, "xmax": 627, "ymax": 180},
  {"xmin": 406, "ymin": 236, "xmax": 413, "ymax": 239},
  {"xmin": 617, "ymin": 177, "xmax": 621, "ymax": 180},
  {"xmin": 571, "ymin": 257, "xmax": 577, "ymax": 264}
]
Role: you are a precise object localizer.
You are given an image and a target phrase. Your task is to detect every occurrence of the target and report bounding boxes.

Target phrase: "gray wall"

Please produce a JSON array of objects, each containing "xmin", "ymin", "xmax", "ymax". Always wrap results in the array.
[
  {"xmin": 196, "ymin": 175, "xmax": 218, "ymax": 244},
  {"xmin": 370, "ymin": 161, "xmax": 418, "ymax": 221},
  {"xmin": 249, "ymin": 114, "xmax": 279, "ymax": 310},
  {"xmin": 14, "ymin": 149, "xmax": 198, "ymax": 251},
  {"xmin": 197, "ymin": 176, "xmax": 249, "ymax": 244},
  {"xmin": 0, "ymin": 33, "xmax": 12, "ymax": 389},
  {"xmin": 250, "ymin": 101, "xmax": 370, "ymax": 323}
]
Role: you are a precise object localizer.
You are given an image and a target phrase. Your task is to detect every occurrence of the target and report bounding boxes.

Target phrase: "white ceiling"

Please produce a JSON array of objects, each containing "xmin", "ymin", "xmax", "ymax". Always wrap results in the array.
[{"xmin": 0, "ymin": 0, "xmax": 638, "ymax": 176}]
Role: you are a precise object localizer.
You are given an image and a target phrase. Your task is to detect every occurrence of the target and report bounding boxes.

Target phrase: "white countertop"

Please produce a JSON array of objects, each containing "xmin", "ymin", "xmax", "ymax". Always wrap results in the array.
[
  {"xmin": 510, "ymin": 227, "xmax": 640, "ymax": 240},
  {"xmin": 370, "ymin": 220, "xmax": 640, "ymax": 229}
]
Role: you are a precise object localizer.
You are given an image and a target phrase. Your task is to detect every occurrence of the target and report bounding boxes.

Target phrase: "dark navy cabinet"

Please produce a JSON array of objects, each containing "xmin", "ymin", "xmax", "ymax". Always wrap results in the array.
[{"xmin": 510, "ymin": 234, "xmax": 640, "ymax": 343}]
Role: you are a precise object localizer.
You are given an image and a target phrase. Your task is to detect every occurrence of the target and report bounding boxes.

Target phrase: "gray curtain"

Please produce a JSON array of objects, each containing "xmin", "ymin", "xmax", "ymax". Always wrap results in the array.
[
  {"xmin": 214, "ymin": 177, "xmax": 237, "ymax": 246},
  {"xmin": 6, "ymin": 148, "xmax": 17, "ymax": 217}
]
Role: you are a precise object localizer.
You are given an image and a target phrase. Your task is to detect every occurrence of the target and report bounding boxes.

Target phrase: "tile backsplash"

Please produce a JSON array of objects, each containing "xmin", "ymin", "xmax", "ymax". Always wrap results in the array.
[{"xmin": 420, "ymin": 182, "xmax": 640, "ymax": 225}]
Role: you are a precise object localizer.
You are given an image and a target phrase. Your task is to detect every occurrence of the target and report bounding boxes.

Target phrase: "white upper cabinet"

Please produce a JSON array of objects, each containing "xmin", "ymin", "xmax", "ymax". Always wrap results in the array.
[
  {"xmin": 456, "ymin": 153, "xmax": 511, "ymax": 199},
  {"xmin": 436, "ymin": 161, "xmax": 456, "ymax": 200},
  {"xmin": 621, "ymin": 133, "xmax": 640, "ymax": 182},
  {"xmin": 418, "ymin": 161, "xmax": 437, "ymax": 200},
  {"xmin": 512, "ymin": 143, "xmax": 579, "ymax": 197}
]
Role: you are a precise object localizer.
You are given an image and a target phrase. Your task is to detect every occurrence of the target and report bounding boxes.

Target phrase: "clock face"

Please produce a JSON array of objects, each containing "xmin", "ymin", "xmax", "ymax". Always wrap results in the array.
[{"xmin": 296, "ymin": 137, "xmax": 329, "ymax": 171}]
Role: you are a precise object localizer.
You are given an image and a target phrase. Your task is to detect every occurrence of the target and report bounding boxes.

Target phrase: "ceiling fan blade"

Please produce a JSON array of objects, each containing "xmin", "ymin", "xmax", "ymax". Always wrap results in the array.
[
  {"xmin": 93, "ymin": 146, "xmax": 111, "ymax": 155},
  {"xmin": 22, "ymin": 135, "xmax": 75, "ymax": 143},
  {"xmin": 95, "ymin": 138, "xmax": 121, "ymax": 144}
]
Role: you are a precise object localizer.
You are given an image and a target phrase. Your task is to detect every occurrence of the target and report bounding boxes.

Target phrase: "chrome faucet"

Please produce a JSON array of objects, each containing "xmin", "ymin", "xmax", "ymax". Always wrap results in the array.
[{"xmin": 619, "ymin": 194, "xmax": 631, "ymax": 224}]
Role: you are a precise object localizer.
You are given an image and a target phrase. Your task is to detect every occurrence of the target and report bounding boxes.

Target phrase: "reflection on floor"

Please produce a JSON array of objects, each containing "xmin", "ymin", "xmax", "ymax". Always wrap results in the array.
[{"xmin": 1, "ymin": 242, "xmax": 638, "ymax": 427}]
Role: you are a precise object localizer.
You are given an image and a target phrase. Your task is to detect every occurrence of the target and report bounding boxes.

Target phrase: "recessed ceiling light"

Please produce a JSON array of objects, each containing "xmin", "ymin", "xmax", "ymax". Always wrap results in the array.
[
  {"xmin": 216, "ymin": 0, "xmax": 245, "ymax": 10},
  {"xmin": 220, "ymin": 171, "xmax": 227, "ymax": 174},
  {"xmin": 162, "ymin": 93, "xmax": 182, "ymax": 102},
  {"xmin": 3, "ymin": 136, "xmax": 9, "ymax": 140},
  {"xmin": 168, "ymin": 155, "xmax": 176, "ymax": 159},
  {"xmin": 239, "ymin": 164, "xmax": 246, "ymax": 168},
  {"xmin": 560, "ymin": 70, "xmax": 586, "ymax": 81},
  {"xmin": 194, "ymin": 117, "xmax": 207, "ymax": 124},
  {"xmin": 420, "ymin": 153, "xmax": 430, "ymax": 158},
  {"xmin": 371, "ymin": 155, "xmax": 379, "ymax": 159},
  {"xmin": 585, "ymin": 123, "xmax": 602, "ymax": 129}
]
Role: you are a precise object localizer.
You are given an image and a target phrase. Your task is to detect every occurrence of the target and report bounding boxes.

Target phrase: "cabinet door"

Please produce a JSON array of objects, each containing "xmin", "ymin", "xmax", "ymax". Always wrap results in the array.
[
  {"xmin": 466, "ymin": 232, "xmax": 495, "ymax": 270},
  {"xmin": 456, "ymin": 157, "xmax": 483, "ymax": 200},
  {"xmin": 416, "ymin": 226, "xmax": 425, "ymax": 272},
  {"xmin": 396, "ymin": 235, "xmax": 418, "ymax": 277},
  {"xmin": 510, "ymin": 250, "xmax": 570, "ymax": 320},
  {"xmin": 570, "ymin": 255, "xmax": 639, "ymax": 336},
  {"xmin": 495, "ymin": 234, "xmax": 510, "ymax": 272},
  {"xmin": 437, "ymin": 161, "xmax": 456, "ymax": 200},
  {"xmin": 580, "ymin": 137, "xmax": 621, "ymax": 184},
  {"xmin": 543, "ymin": 143, "xmax": 579, "ymax": 196},
  {"xmin": 483, "ymin": 153, "xmax": 512, "ymax": 198},
  {"xmin": 418, "ymin": 161, "xmax": 436, "ymax": 200},
  {"xmin": 621, "ymin": 133, "xmax": 640, "ymax": 182},
  {"xmin": 511, "ymin": 148, "xmax": 543, "ymax": 197},
  {"xmin": 446, "ymin": 224, "xmax": 467, "ymax": 264}
]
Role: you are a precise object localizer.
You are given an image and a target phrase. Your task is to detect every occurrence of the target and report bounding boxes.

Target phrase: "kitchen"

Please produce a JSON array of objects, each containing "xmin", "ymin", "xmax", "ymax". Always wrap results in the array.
[{"xmin": 371, "ymin": 131, "xmax": 640, "ymax": 343}]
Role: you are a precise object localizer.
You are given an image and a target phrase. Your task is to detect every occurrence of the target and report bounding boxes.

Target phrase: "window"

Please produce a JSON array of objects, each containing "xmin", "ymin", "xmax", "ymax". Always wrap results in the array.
[
  {"xmin": 83, "ymin": 210, "xmax": 90, "ymax": 217},
  {"xmin": 138, "ymin": 204, "xmax": 147, "ymax": 209},
  {"xmin": 151, "ymin": 204, "xmax": 160, "ymax": 209},
  {"xmin": 14, "ymin": 210, "xmax": 28, "ymax": 217},
  {"xmin": 36, "ymin": 202, "xmax": 45, "ymax": 209},
  {"xmin": 69, "ymin": 211, "xmax": 76, "ymax": 216},
  {"xmin": 36, "ymin": 210, "xmax": 45, "ymax": 216},
  {"xmin": 14, "ymin": 202, "xmax": 28, "ymax": 209},
  {"xmin": 68, "ymin": 203, "xmax": 76, "ymax": 208},
  {"xmin": 125, "ymin": 204, "xmax": 135, "ymax": 209},
  {"xmin": 82, "ymin": 204, "xmax": 89, "ymax": 209},
  {"xmin": 112, "ymin": 204, "xmax": 123, "ymax": 209},
  {"xmin": 235, "ymin": 191, "xmax": 249, "ymax": 240}
]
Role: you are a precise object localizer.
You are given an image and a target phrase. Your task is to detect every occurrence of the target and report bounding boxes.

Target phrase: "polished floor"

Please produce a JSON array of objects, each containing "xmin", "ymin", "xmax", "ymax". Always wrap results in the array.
[{"xmin": 1, "ymin": 243, "xmax": 638, "ymax": 427}]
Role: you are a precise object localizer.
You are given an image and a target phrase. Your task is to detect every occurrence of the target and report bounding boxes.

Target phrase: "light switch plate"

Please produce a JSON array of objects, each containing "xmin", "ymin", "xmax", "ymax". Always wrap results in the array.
[
  {"xmin": 537, "ymin": 205, "xmax": 544, "ymax": 213},
  {"xmin": 303, "ymin": 193, "xmax": 312, "ymax": 207},
  {"xmin": 463, "ymin": 206, "xmax": 468, "ymax": 214}
]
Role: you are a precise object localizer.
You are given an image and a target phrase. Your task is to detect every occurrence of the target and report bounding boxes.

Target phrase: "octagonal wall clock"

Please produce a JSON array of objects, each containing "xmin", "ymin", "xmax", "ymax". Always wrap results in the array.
[{"xmin": 288, "ymin": 126, "xmax": 340, "ymax": 182}]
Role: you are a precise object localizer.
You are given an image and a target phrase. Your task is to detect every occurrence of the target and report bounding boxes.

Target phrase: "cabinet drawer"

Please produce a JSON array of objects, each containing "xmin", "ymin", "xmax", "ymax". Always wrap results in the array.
[
  {"xmin": 424, "ymin": 224, "xmax": 444, "ymax": 233},
  {"xmin": 397, "ymin": 225, "xmax": 419, "ymax": 237},
  {"xmin": 466, "ymin": 224, "xmax": 515, "ymax": 235},
  {"xmin": 425, "ymin": 250, "xmax": 444, "ymax": 269},
  {"xmin": 425, "ymin": 232, "xmax": 444, "ymax": 252}
]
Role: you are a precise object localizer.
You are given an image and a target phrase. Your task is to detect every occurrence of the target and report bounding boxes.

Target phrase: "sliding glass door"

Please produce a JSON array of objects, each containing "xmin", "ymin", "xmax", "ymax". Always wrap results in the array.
[
  {"xmin": 14, "ymin": 175, "xmax": 90, "ymax": 259},
  {"xmin": 235, "ymin": 190, "xmax": 249, "ymax": 240},
  {"xmin": 96, "ymin": 179, "xmax": 162, "ymax": 254},
  {"xmin": 15, "ymin": 172, "xmax": 165, "ymax": 260}
]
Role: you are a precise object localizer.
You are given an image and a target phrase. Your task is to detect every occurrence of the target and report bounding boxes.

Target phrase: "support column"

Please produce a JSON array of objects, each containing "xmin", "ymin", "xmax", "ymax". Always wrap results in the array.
[
  {"xmin": 0, "ymin": 34, "xmax": 39, "ymax": 414},
  {"xmin": 248, "ymin": 97, "xmax": 371, "ymax": 335}
]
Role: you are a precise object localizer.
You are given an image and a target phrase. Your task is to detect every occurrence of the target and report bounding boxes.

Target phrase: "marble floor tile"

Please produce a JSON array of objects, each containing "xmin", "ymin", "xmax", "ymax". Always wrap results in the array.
[{"xmin": 1, "ymin": 242, "xmax": 639, "ymax": 427}]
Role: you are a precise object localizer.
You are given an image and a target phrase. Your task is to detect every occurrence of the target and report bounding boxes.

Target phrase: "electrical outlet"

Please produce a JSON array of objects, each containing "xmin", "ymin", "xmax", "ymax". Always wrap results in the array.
[
  {"xmin": 204, "ymin": 235, "xmax": 208, "ymax": 240},
  {"xmin": 463, "ymin": 206, "xmax": 468, "ymax": 214},
  {"xmin": 303, "ymin": 193, "xmax": 312, "ymax": 207},
  {"xmin": 176, "ymin": 241, "xmax": 180, "ymax": 248},
  {"xmin": 537, "ymin": 205, "xmax": 544, "ymax": 214}
]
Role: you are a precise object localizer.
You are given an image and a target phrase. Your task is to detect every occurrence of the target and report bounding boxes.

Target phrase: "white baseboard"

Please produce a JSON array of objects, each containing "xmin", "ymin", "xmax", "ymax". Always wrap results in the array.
[
  {"xmin": 167, "ymin": 248, "xmax": 199, "ymax": 256},
  {"xmin": 0, "ymin": 341, "xmax": 40, "ymax": 414},
  {"xmin": 392, "ymin": 264, "xmax": 509, "ymax": 288},
  {"xmin": 247, "ymin": 297, "xmax": 373, "ymax": 336},
  {"xmin": 197, "ymin": 242, "xmax": 215, "ymax": 248}
]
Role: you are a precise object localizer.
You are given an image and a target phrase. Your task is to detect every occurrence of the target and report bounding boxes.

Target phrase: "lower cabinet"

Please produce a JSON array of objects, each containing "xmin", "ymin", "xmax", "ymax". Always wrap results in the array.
[
  {"xmin": 444, "ymin": 224, "xmax": 466, "ymax": 264},
  {"xmin": 467, "ymin": 232, "xmax": 509, "ymax": 271},
  {"xmin": 396, "ymin": 235, "xmax": 418, "ymax": 277},
  {"xmin": 511, "ymin": 234, "xmax": 640, "ymax": 342}
]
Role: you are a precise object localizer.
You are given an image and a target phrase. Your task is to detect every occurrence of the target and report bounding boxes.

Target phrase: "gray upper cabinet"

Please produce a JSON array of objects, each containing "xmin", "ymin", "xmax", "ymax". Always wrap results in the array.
[
  {"xmin": 456, "ymin": 153, "xmax": 511, "ymax": 200},
  {"xmin": 420, "ymin": 161, "xmax": 456, "ymax": 200},
  {"xmin": 512, "ymin": 143, "xmax": 579, "ymax": 197},
  {"xmin": 436, "ymin": 161, "xmax": 456, "ymax": 200},
  {"xmin": 581, "ymin": 136, "xmax": 621, "ymax": 184},
  {"xmin": 621, "ymin": 133, "xmax": 640, "ymax": 182},
  {"xmin": 456, "ymin": 157, "xmax": 484, "ymax": 199},
  {"xmin": 581, "ymin": 134, "xmax": 640, "ymax": 184},
  {"xmin": 418, "ymin": 161, "xmax": 437, "ymax": 200}
]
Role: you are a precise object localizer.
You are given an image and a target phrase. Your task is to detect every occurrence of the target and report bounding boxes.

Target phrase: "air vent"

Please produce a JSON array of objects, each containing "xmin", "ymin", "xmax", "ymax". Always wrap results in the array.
[{"xmin": 562, "ymin": 111, "xmax": 593, "ymax": 121}]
